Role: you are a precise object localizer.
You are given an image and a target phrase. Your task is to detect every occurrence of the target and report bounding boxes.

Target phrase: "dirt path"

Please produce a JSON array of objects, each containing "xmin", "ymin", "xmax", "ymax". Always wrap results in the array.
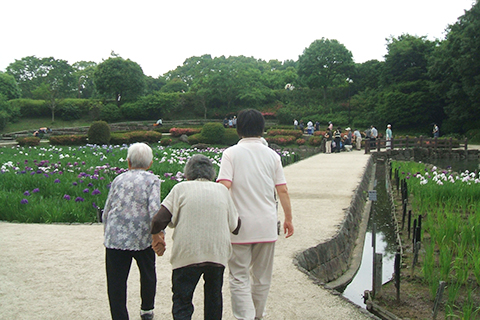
[{"xmin": 0, "ymin": 150, "xmax": 376, "ymax": 320}]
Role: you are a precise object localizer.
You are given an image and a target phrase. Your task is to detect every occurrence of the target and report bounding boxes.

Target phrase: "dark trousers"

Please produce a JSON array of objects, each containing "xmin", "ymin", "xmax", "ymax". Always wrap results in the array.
[
  {"xmin": 334, "ymin": 138, "xmax": 341, "ymax": 152},
  {"xmin": 172, "ymin": 265, "xmax": 225, "ymax": 320},
  {"xmin": 106, "ymin": 247, "xmax": 156, "ymax": 320}
]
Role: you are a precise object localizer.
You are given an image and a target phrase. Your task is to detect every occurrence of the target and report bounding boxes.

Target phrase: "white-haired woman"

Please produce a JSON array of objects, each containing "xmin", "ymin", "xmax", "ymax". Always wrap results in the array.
[
  {"xmin": 103, "ymin": 143, "xmax": 163, "ymax": 320},
  {"xmin": 151, "ymin": 154, "xmax": 240, "ymax": 320}
]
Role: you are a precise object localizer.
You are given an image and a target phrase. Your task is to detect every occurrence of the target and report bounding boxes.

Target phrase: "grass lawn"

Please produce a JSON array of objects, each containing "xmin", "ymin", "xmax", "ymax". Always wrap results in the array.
[{"xmin": 3, "ymin": 117, "xmax": 93, "ymax": 134}]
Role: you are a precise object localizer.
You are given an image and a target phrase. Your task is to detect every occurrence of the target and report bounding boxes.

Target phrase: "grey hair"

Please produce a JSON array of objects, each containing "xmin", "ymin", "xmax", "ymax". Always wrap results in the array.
[
  {"xmin": 127, "ymin": 143, "xmax": 153, "ymax": 169},
  {"xmin": 184, "ymin": 154, "xmax": 216, "ymax": 181}
]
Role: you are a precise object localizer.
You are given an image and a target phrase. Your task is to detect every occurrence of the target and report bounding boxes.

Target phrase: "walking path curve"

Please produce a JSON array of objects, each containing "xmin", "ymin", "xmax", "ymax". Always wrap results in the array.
[{"xmin": 0, "ymin": 149, "xmax": 375, "ymax": 320}]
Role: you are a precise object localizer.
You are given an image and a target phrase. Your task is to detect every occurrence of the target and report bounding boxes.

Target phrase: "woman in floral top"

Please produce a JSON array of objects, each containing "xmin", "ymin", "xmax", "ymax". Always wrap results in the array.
[{"xmin": 103, "ymin": 142, "xmax": 163, "ymax": 320}]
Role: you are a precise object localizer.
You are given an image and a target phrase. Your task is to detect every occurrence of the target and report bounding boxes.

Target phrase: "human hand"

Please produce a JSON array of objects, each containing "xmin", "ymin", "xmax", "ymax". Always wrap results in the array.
[
  {"xmin": 152, "ymin": 232, "xmax": 166, "ymax": 256},
  {"xmin": 283, "ymin": 221, "xmax": 294, "ymax": 238}
]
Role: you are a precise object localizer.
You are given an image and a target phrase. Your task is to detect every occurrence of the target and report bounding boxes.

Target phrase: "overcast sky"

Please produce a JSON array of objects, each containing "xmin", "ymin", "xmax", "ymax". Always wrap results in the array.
[{"xmin": 0, "ymin": 0, "xmax": 475, "ymax": 78}]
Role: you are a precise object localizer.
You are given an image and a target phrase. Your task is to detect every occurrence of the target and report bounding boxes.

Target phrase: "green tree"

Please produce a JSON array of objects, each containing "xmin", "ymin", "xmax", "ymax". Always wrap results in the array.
[
  {"xmin": 297, "ymin": 38, "xmax": 355, "ymax": 105},
  {"xmin": 0, "ymin": 72, "xmax": 21, "ymax": 100},
  {"xmin": 72, "ymin": 61, "xmax": 97, "ymax": 99},
  {"xmin": 94, "ymin": 56, "xmax": 146, "ymax": 105},
  {"xmin": 6, "ymin": 56, "xmax": 47, "ymax": 98},
  {"xmin": 429, "ymin": 1, "xmax": 480, "ymax": 133}
]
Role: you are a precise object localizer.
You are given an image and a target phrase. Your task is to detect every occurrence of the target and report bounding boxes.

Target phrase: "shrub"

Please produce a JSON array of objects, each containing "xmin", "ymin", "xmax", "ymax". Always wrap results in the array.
[
  {"xmin": 188, "ymin": 133, "xmax": 207, "ymax": 145},
  {"xmin": 0, "ymin": 110, "xmax": 8, "ymax": 131},
  {"xmin": 223, "ymin": 128, "xmax": 239, "ymax": 146},
  {"xmin": 49, "ymin": 135, "xmax": 88, "ymax": 146},
  {"xmin": 87, "ymin": 121, "xmax": 111, "ymax": 145},
  {"xmin": 17, "ymin": 137, "xmax": 40, "ymax": 146},
  {"xmin": 264, "ymin": 135, "xmax": 296, "ymax": 146},
  {"xmin": 201, "ymin": 122, "xmax": 225, "ymax": 144},
  {"xmin": 99, "ymin": 103, "xmax": 123, "ymax": 123},
  {"xmin": 169, "ymin": 127, "xmax": 202, "ymax": 137},
  {"xmin": 267, "ymin": 129, "xmax": 303, "ymax": 139},
  {"xmin": 110, "ymin": 133, "xmax": 130, "ymax": 145},
  {"xmin": 296, "ymin": 138, "xmax": 306, "ymax": 146},
  {"xmin": 308, "ymin": 136, "xmax": 323, "ymax": 146},
  {"xmin": 160, "ymin": 138, "xmax": 172, "ymax": 146},
  {"xmin": 9, "ymin": 99, "xmax": 50, "ymax": 117},
  {"xmin": 127, "ymin": 131, "xmax": 162, "ymax": 144}
]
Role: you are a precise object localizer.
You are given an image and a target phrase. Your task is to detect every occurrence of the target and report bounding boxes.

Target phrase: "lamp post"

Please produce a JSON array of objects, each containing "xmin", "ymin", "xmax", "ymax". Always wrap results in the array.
[{"xmin": 347, "ymin": 78, "xmax": 353, "ymax": 124}]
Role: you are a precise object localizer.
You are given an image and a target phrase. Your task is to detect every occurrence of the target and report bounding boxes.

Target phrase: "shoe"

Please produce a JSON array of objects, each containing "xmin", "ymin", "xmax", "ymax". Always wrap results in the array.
[{"xmin": 140, "ymin": 310, "xmax": 154, "ymax": 320}]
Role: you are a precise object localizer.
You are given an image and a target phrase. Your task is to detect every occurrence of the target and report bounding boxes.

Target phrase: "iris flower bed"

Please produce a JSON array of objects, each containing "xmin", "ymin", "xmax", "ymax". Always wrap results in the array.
[
  {"xmin": 0, "ymin": 144, "xmax": 298, "ymax": 224},
  {"xmin": 392, "ymin": 161, "xmax": 480, "ymax": 318}
]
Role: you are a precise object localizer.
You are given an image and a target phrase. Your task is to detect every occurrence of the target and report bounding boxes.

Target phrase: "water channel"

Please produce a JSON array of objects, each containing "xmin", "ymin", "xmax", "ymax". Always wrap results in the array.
[{"xmin": 339, "ymin": 157, "xmax": 479, "ymax": 308}]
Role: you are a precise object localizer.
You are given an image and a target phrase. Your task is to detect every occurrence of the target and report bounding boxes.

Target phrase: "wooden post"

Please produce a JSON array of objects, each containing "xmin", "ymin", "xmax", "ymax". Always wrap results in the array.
[
  {"xmin": 405, "ymin": 136, "xmax": 409, "ymax": 148},
  {"xmin": 373, "ymin": 253, "xmax": 383, "ymax": 298},
  {"xmin": 432, "ymin": 281, "xmax": 447, "ymax": 319},
  {"xmin": 394, "ymin": 252, "xmax": 401, "ymax": 302},
  {"xmin": 449, "ymin": 137, "xmax": 452, "ymax": 151},
  {"xmin": 401, "ymin": 200, "xmax": 407, "ymax": 230},
  {"xmin": 434, "ymin": 136, "xmax": 438, "ymax": 152},
  {"xmin": 377, "ymin": 138, "xmax": 381, "ymax": 152},
  {"xmin": 365, "ymin": 138, "xmax": 370, "ymax": 154},
  {"xmin": 465, "ymin": 137, "xmax": 468, "ymax": 158},
  {"xmin": 419, "ymin": 135, "xmax": 423, "ymax": 148},
  {"xmin": 407, "ymin": 210, "xmax": 412, "ymax": 240}
]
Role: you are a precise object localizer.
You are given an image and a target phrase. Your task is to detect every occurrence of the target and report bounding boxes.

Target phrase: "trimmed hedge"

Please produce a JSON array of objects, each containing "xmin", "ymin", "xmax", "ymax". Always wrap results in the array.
[
  {"xmin": 16, "ymin": 137, "xmax": 41, "ymax": 146},
  {"xmin": 308, "ymin": 136, "xmax": 323, "ymax": 146},
  {"xmin": 49, "ymin": 135, "xmax": 88, "ymax": 146},
  {"xmin": 169, "ymin": 127, "xmax": 202, "ymax": 137},
  {"xmin": 201, "ymin": 122, "xmax": 225, "ymax": 144},
  {"xmin": 265, "ymin": 135, "xmax": 296, "ymax": 146},
  {"xmin": 87, "ymin": 121, "xmax": 111, "ymax": 145},
  {"xmin": 267, "ymin": 129, "xmax": 303, "ymax": 139}
]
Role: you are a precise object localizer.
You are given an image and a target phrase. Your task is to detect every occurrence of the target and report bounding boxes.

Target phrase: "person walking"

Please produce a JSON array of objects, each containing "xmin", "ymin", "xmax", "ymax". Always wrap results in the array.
[
  {"xmin": 370, "ymin": 125, "xmax": 378, "ymax": 148},
  {"xmin": 217, "ymin": 109, "xmax": 294, "ymax": 320},
  {"xmin": 353, "ymin": 128, "xmax": 362, "ymax": 151},
  {"xmin": 151, "ymin": 154, "xmax": 240, "ymax": 320},
  {"xmin": 433, "ymin": 123, "xmax": 440, "ymax": 138},
  {"xmin": 293, "ymin": 119, "xmax": 298, "ymax": 130},
  {"xmin": 386, "ymin": 124, "xmax": 392, "ymax": 150},
  {"xmin": 102, "ymin": 143, "xmax": 162, "ymax": 320}
]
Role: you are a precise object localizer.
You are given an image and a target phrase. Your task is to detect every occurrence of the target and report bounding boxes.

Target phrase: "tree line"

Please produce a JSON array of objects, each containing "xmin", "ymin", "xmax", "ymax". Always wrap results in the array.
[{"xmin": 0, "ymin": 0, "xmax": 479, "ymax": 138}]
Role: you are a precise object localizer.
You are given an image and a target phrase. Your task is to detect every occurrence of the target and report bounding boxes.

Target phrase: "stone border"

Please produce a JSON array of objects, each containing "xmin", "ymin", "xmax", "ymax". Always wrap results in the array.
[{"xmin": 294, "ymin": 156, "xmax": 375, "ymax": 285}]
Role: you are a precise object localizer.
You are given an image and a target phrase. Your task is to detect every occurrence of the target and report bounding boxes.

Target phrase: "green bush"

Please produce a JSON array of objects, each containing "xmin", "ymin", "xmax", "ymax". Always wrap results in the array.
[
  {"xmin": 267, "ymin": 129, "xmax": 303, "ymax": 139},
  {"xmin": 308, "ymin": 136, "xmax": 323, "ymax": 146},
  {"xmin": 223, "ymin": 128, "xmax": 239, "ymax": 146},
  {"xmin": 110, "ymin": 132, "xmax": 130, "ymax": 145},
  {"xmin": 188, "ymin": 133, "xmax": 207, "ymax": 145},
  {"xmin": 265, "ymin": 135, "xmax": 296, "ymax": 146},
  {"xmin": 160, "ymin": 138, "xmax": 172, "ymax": 146},
  {"xmin": 16, "ymin": 137, "xmax": 40, "ymax": 146},
  {"xmin": 87, "ymin": 121, "xmax": 111, "ymax": 145},
  {"xmin": 201, "ymin": 122, "xmax": 225, "ymax": 144},
  {"xmin": 0, "ymin": 110, "xmax": 8, "ymax": 131},
  {"xmin": 99, "ymin": 103, "xmax": 123, "ymax": 122},
  {"xmin": 9, "ymin": 99, "xmax": 49, "ymax": 117},
  {"xmin": 49, "ymin": 135, "xmax": 88, "ymax": 146}
]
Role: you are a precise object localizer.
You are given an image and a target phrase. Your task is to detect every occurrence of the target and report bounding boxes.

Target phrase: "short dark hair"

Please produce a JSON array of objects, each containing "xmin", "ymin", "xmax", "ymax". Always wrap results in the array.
[
  {"xmin": 184, "ymin": 154, "xmax": 216, "ymax": 181},
  {"xmin": 236, "ymin": 109, "xmax": 265, "ymax": 138}
]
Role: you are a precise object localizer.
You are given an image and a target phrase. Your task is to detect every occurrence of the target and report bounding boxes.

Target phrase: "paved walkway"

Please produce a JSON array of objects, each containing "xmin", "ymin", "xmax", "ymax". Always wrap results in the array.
[{"xmin": 0, "ymin": 149, "xmax": 374, "ymax": 320}]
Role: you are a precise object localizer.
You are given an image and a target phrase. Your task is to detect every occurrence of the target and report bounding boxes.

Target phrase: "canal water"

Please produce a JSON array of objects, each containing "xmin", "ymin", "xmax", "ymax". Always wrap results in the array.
[{"xmin": 339, "ymin": 157, "xmax": 479, "ymax": 308}]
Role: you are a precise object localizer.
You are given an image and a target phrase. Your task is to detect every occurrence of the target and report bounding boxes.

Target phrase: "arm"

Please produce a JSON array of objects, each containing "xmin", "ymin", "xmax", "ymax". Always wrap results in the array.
[
  {"xmin": 151, "ymin": 205, "xmax": 172, "ymax": 256},
  {"xmin": 275, "ymin": 184, "xmax": 294, "ymax": 238},
  {"xmin": 218, "ymin": 180, "xmax": 232, "ymax": 189}
]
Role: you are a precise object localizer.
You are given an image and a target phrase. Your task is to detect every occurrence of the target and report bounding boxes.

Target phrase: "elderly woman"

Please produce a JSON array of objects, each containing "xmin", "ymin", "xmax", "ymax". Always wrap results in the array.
[
  {"xmin": 151, "ymin": 154, "xmax": 239, "ymax": 320},
  {"xmin": 103, "ymin": 142, "xmax": 163, "ymax": 320}
]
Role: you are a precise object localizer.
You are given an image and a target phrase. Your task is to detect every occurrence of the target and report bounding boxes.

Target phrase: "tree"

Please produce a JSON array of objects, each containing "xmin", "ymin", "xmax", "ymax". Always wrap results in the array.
[
  {"xmin": 0, "ymin": 72, "xmax": 21, "ymax": 100},
  {"xmin": 6, "ymin": 56, "xmax": 46, "ymax": 98},
  {"xmin": 297, "ymin": 38, "xmax": 355, "ymax": 105},
  {"xmin": 94, "ymin": 56, "xmax": 146, "ymax": 105},
  {"xmin": 429, "ymin": 1, "xmax": 480, "ymax": 133},
  {"xmin": 72, "ymin": 61, "xmax": 97, "ymax": 99}
]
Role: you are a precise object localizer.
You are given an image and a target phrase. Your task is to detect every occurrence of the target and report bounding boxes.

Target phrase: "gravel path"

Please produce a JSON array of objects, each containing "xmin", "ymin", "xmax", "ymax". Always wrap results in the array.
[{"xmin": 0, "ymin": 150, "xmax": 375, "ymax": 320}]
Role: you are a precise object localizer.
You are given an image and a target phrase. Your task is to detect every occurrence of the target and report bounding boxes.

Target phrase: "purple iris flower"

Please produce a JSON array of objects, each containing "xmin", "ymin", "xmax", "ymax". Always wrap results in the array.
[
  {"xmin": 63, "ymin": 194, "xmax": 71, "ymax": 200},
  {"xmin": 91, "ymin": 189, "xmax": 101, "ymax": 195},
  {"xmin": 75, "ymin": 197, "xmax": 84, "ymax": 202},
  {"xmin": 83, "ymin": 188, "xmax": 89, "ymax": 193},
  {"xmin": 54, "ymin": 179, "xmax": 61, "ymax": 183},
  {"xmin": 32, "ymin": 188, "xmax": 40, "ymax": 193},
  {"xmin": 72, "ymin": 182, "xmax": 78, "ymax": 186},
  {"xmin": 21, "ymin": 199, "xmax": 28, "ymax": 204},
  {"xmin": 23, "ymin": 191, "xmax": 30, "ymax": 196},
  {"xmin": 88, "ymin": 183, "xmax": 93, "ymax": 187}
]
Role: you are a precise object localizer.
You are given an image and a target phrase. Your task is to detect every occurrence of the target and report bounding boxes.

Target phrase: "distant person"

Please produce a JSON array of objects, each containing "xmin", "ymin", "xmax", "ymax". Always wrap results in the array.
[
  {"xmin": 102, "ymin": 143, "xmax": 162, "ymax": 320},
  {"xmin": 299, "ymin": 120, "xmax": 304, "ymax": 133},
  {"xmin": 223, "ymin": 117, "xmax": 228, "ymax": 128},
  {"xmin": 217, "ymin": 109, "xmax": 294, "ymax": 320},
  {"xmin": 370, "ymin": 125, "xmax": 378, "ymax": 148},
  {"xmin": 315, "ymin": 121, "xmax": 320, "ymax": 132},
  {"xmin": 328, "ymin": 121, "xmax": 333, "ymax": 131},
  {"xmin": 151, "ymin": 154, "xmax": 240, "ymax": 320},
  {"xmin": 334, "ymin": 127, "xmax": 342, "ymax": 153},
  {"xmin": 344, "ymin": 127, "xmax": 353, "ymax": 151},
  {"xmin": 293, "ymin": 119, "xmax": 298, "ymax": 130},
  {"xmin": 353, "ymin": 128, "xmax": 362, "ymax": 151},
  {"xmin": 433, "ymin": 123, "xmax": 440, "ymax": 138},
  {"xmin": 307, "ymin": 120, "xmax": 314, "ymax": 135},
  {"xmin": 324, "ymin": 127, "xmax": 333, "ymax": 154},
  {"xmin": 232, "ymin": 116, "xmax": 237, "ymax": 128},
  {"xmin": 153, "ymin": 119, "xmax": 163, "ymax": 126},
  {"xmin": 386, "ymin": 124, "xmax": 392, "ymax": 150}
]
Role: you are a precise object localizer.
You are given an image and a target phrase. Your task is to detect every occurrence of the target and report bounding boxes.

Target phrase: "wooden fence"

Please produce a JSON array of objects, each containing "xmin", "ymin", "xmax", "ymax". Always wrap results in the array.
[{"xmin": 364, "ymin": 136, "xmax": 468, "ymax": 154}]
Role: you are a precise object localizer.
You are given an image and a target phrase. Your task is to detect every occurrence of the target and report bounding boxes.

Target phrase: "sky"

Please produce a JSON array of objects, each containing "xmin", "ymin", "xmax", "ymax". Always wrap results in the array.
[{"xmin": 0, "ymin": 0, "xmax": 476, "ymax": 78}]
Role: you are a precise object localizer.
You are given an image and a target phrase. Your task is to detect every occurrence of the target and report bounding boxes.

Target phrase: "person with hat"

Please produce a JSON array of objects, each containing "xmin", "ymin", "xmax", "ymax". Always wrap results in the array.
[
  {"xmin": 344, "ymin": 127, "xmax": 353, "ymax": 152},
  {"xmin": 386, "ymin": 124, "xmax": 392, "ymax": 150}
]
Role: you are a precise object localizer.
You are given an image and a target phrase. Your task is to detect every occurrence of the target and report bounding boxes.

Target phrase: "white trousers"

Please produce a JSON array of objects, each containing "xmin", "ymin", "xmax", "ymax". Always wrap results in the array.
[{"xmin": 229, "ymin": 242, "xmax": 275, "ymax": 320}]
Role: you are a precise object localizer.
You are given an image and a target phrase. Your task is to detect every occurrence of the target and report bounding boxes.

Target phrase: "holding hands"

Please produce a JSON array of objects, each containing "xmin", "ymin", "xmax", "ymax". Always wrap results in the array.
[{"xmin": 152, "ymin": 232, "xmax": 166, "ymax": 256}]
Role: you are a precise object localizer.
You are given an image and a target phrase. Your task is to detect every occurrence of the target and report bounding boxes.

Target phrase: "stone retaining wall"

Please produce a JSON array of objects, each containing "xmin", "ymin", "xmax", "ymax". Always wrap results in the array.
[{"xmin": 294, "ymin": 156, "xmax": 375, "ymax": 283}]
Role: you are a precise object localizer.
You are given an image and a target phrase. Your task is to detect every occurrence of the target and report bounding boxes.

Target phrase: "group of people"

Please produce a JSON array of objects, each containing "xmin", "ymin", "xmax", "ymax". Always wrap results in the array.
[
  {"xmin": 33, "ymin": 127, "xmax": 51, "ymax": 137},
  {"xmin": 102, "ymin": 109, "xmax": 294, "ymax": 320},
  {"xmin": 223, "ymin": 116, "xmax": 237, "ymax": 128}
]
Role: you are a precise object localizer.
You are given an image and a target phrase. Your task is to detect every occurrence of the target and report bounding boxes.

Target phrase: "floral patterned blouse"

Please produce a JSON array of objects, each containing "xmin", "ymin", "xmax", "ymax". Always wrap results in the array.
[{"xmin": 103, "ymin": 169, "xmax": 161, "ymax": 251}]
